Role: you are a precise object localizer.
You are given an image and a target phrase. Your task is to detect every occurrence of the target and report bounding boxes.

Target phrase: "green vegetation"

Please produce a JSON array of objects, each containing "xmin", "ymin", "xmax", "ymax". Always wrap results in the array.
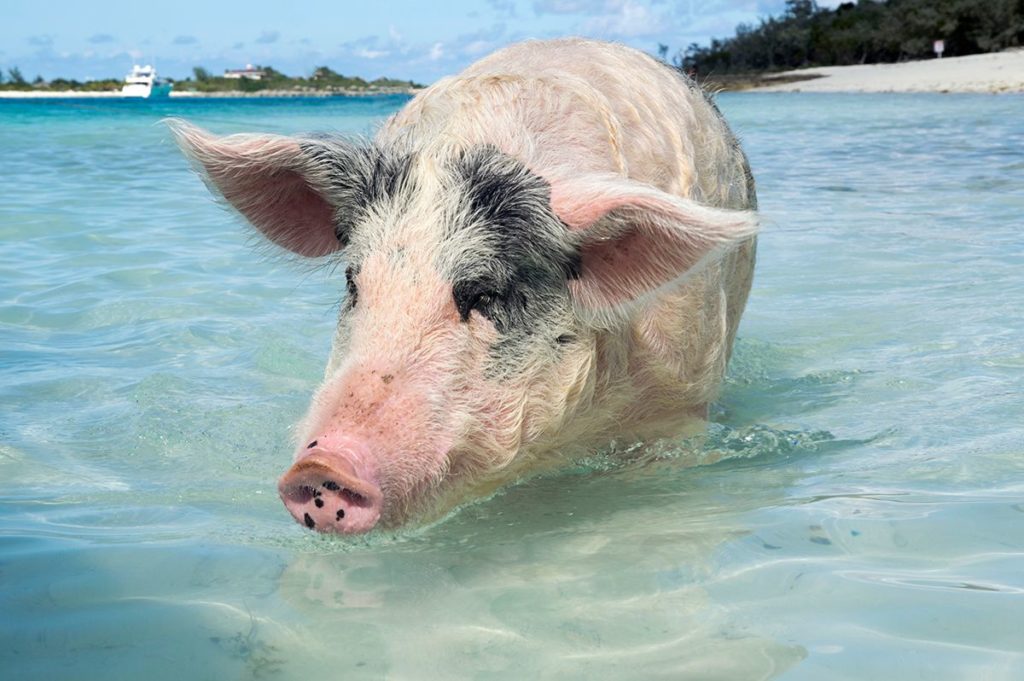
[
  {"xmin": 676, "ymin": 0, "xmax": 1024, "ymax": 76},
  {"xmin": 173, "ymin": 64, "xmax": 423, "ymax": 94},
  {"xmin": 0, "ymin": 63, "xmax": 423, "ymax": 94},
  {"xmin": 0, "ymin": 74, "xmax": 123, "ymax": 92}
]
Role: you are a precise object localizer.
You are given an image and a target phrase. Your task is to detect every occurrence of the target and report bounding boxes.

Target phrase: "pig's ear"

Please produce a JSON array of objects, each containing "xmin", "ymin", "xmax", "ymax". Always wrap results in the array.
[
  {"xmin": 550, "ymin": 175, "xmax": 758, "ymax": 313},
  {"xmin": 168, "ymin": 119, "xmax": 341, "ymax": 257}
]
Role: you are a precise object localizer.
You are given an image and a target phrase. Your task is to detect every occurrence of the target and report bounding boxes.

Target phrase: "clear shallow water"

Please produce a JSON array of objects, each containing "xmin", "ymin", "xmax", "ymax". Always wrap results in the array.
[{"xmin": 1, "ymin": 92, "xmax": 1022, "ymax": 680}]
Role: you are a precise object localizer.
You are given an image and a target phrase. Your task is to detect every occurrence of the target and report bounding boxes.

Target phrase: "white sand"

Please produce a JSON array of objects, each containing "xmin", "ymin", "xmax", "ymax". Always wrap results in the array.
[{"xmin": 755, "ymin": 49, "xmax": 1024, "ymax": 93}]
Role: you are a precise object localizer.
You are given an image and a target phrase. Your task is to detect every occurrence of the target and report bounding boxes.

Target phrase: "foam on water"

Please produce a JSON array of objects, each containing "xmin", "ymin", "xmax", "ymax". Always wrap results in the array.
[{"xmin": 2, "ymin": 93, "xmax": 1023, "ymax": 680}]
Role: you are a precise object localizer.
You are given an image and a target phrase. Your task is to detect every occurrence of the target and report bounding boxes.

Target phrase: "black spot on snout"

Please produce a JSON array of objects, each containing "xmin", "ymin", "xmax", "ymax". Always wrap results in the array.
[{"xmin": 304, "ymin": 513, "xmax": 316, "ymax": 529}]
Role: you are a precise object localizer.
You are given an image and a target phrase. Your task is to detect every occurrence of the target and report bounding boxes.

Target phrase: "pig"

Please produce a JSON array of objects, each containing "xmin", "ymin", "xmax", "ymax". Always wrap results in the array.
[{"xmin": 171, "ymin": 38, "xmax": 758, "ymax": 534}]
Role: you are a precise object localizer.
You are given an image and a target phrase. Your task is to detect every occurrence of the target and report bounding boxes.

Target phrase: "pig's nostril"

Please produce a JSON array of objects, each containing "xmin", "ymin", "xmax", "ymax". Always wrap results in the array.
[
  {"xmin": 340, "ymin": 488, "xmax": 366, "ymax": 505},
  {"xmin": 321, "ymin": 481, "xmax": 367, "ymax": 507},
  {"xmin": 307, "ymin": 440, "xmax": 318, "ymax": 449},
  {"xmin": 289, "ymin": 485, "xmax": 315, "ymax": 504}
]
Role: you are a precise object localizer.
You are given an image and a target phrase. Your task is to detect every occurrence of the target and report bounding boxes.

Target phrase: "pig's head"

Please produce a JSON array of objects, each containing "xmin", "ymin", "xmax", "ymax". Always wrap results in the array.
[{"xmin": 171, "ymin": 120, "xmax": 757, "ymax": 534}]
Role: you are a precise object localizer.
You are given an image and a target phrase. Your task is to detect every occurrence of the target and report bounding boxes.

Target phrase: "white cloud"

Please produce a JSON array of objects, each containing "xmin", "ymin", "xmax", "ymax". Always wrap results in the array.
[
  {"xmin": 2, "ymin": 1, "xmax": 830, "ymax": 85},
  {"xmin": 533, "ymin": 0, "xmax": 600, "ymax": 14},
  {"xmin": 463, "ymin": 40, "xmax": 492, "ymax": 56},
  {"xmin": 581, "ymin": 0, "xmax": 665, "ymax": 37},
  {"xmin": 255, "ymin": 31, "xmax": 280, "ymax": 45},
  {"xmin": 454, "ymin": 23, "xmax": 507, "ymax": 57},
  {"xmin": 354, "ymin": 48, "xmax": 389, "ymax": 59},
  {"xmin": 486, "ymin": 0, "xmax": 518, "ymax": 17}
]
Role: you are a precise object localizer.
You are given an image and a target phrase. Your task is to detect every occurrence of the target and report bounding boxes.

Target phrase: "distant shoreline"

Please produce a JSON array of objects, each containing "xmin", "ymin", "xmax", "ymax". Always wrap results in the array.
[
  {"xmin": 0, "ymin": 87, "xmax": 421, "ymax": 100},
  {"xmin": 5, "ymin": 49, "xmax": 1023, "ymax": 99}
]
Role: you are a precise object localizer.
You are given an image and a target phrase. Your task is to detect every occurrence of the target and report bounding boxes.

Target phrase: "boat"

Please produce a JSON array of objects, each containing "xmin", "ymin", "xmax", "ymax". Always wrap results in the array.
[{"xmin": 121, "ymin": 64, "xmax": 172, "ymax": 98}]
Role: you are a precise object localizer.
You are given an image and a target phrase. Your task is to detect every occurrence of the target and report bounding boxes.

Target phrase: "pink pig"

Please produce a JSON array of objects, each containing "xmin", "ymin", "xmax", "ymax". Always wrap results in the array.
[{"xmin": 172, "ymin": 38, "xmax": 758, "ymax": 534}]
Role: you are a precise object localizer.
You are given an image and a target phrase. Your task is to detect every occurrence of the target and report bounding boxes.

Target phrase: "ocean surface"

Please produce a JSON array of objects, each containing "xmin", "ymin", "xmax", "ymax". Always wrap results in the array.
[{"xmin": 1, "ymin": 92, "xmax": 1022, "ymax": 680}]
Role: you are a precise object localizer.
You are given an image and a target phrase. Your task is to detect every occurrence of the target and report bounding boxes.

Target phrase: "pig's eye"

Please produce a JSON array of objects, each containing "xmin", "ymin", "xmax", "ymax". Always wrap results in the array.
[
  {"xmin": 453, "ymin": 282, "xmax": 498, "ymax": 322},
  {"xmin": 345, "ymin": 266, "xmax": 358, "ymax": 307}
]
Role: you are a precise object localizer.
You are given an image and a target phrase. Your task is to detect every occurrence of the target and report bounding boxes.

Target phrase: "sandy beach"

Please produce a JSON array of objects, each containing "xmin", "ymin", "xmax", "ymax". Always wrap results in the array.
[{"xmin": 754, "ymin": 48, "xmax": 1024, "ymax": 94}]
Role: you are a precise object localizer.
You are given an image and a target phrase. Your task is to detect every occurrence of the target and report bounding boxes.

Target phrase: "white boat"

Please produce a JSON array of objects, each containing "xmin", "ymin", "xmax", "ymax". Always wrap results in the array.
[{"xmin": 121, "ymin": 64, "xmax": 172, "ymax": 98}]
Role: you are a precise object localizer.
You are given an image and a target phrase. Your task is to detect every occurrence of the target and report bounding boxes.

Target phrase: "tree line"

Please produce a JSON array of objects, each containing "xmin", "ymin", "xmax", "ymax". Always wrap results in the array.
[
  {"xmin": 0, "ymin": 67, "xmax": 123, "ymax": 91},
  {"xmin": 0, "ymin": 64, "xmax": 422, "ymax": 93},
  {"xmin": 181, "ymin": 65, "xmax": 421, "ymax": 93},
  {"xmin": 673, "ymin": 0, "xmax": 1024, "ymax": 75}
]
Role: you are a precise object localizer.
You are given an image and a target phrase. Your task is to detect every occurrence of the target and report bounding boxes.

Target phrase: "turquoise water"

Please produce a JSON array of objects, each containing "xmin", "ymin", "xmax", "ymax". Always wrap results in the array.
[{"xmin": 2, "ymin": 92, "xmax": 1022, "ymax": 680}]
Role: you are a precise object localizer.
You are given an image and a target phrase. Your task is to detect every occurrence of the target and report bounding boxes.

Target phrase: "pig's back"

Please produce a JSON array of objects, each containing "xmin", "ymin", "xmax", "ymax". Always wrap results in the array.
[{"xmin": 382, "ymin": 38, "xmax": 755, "ymax": 212}]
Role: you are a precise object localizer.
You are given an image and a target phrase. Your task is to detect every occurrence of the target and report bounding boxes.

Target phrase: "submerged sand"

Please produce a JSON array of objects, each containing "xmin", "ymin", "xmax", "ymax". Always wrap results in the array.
[{"xmin": 754, "ymin": 49, "xmax": 1024, "ymax": 94}]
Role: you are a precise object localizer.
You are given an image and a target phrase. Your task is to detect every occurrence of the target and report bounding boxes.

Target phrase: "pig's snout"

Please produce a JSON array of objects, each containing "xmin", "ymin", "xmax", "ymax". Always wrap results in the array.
[{"xmin": 278, "ymin": 447, "xmax": 382, "ymax": 534}]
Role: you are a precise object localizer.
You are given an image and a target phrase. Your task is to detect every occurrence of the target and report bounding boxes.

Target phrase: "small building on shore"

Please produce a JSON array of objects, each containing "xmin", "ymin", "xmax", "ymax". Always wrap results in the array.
[{"xmin": 223, "ymin": 65, "xmax": 266, "ymax": 80}]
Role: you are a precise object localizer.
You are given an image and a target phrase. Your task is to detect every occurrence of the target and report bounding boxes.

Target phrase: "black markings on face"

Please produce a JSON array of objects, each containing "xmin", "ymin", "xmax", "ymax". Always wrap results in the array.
[
  {"xmin": 565, "ymin": 251, "xmax": 582, "ymax": 280},
  {"xmin": 304, "ymin": 512, "xmax": 316, "ymax": 529},
  {"xmin": 453, "ymin": 281, "xmax": 498, "ymax": 323},
  {"xmin": 314, "ymin": 497, "xmax": 324, "ymax": 508},
  {"xmin": 460, "ymin": 146, "xmax": 547, "ymax": 227},
  {"xmin": 336, "ymin": 509, "xmax": 345, "ymax": 521},
  {"xmin": 323, "ymin": 481, "xmax": 341, "ymax": 491},
  {"xmin": 299, "ymin": 140, "xmax": 582, "ymax": 375},
  {"xmin": 345, "ymin": 265, "xmax": 359, "ymax": 307},
  {"xmin": 300, "ymin": 138, "xmax": 416, "ymax": 246},
  {"xmin": 448, "ymin": 146, "xmax": 580, "ymax": 338}
]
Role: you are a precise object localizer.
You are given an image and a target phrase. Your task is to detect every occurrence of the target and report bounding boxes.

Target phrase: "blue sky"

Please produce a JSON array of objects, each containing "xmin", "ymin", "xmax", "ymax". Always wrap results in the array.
[{"xmin": 3, "ymin": 0, "xmax": 841, "ymax": 82}]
